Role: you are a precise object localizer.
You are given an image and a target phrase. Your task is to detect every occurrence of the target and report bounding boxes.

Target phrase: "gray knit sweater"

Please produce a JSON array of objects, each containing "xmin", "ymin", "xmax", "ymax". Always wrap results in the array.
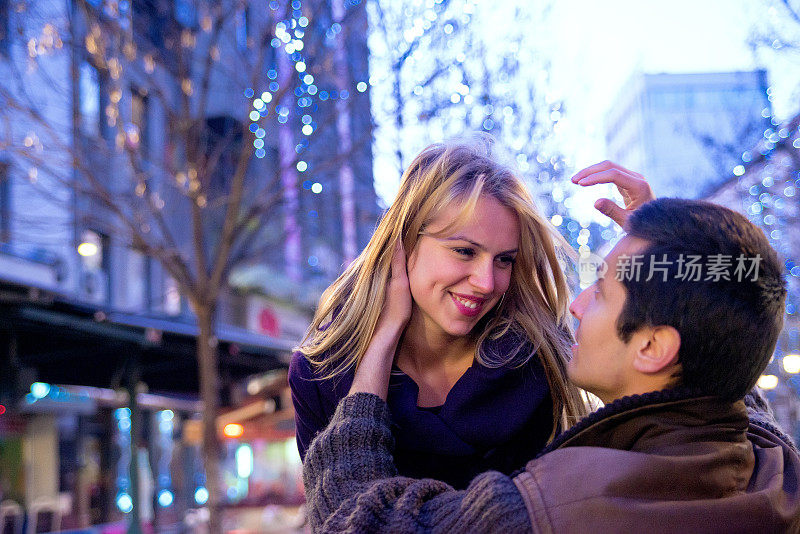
[{"xmin": 303, "ymin": 392, "xmax": 532, "ymax": 533}]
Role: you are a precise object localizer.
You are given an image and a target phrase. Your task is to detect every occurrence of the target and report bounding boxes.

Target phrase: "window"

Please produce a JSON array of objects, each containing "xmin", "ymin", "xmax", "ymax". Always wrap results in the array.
[
  {"xmin": 132, "ymin": 0, "xmax": 164, "ymax": 48},
  {"xmin": 124, "ymin": 249, "xmax": 146, "ymax": 311},
  {"xmin": 174, "ymin": 0, "xmax": 197, "ymax": 28},
  {"xmin": 78, "ymin": 229, "xmax": 111, "ymax": 303},
  {"xmin": 203, "ymin": 116, "xmax": 243, "ymax": 197},
  {"xmin": 0, "ymin": 0, "xmax": 9, "ymax": 57},
  {"xmin": 78, "ymin": 229, "xmax": 105, "ymax": 271},
  {"xmin": 236, "ymin": 6, "xmax": 250, "ymax": 51},
  {"xmin": 164, "ymin": 275, "xmax": 181, "ymax": 316},
  {"xmin": 0, "ymin": 162, "xmax": 9, "ymax": 243},
  {"xmin": 79, "ymin": 62, "xmax": 101, "ymax": 137},
  {"xmin": 131, "ymin": 86, "xmax": 150, "ymax": 157}
]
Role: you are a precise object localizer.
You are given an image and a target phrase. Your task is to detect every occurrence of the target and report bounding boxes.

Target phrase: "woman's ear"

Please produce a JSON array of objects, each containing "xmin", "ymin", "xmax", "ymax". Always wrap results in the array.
[{"xmin": 632, "ymin": 325, "xmax": 681, "ymax": 374}]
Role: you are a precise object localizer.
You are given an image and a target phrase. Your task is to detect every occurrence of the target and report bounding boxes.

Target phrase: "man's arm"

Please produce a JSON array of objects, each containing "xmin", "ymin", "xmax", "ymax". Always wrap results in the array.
[{"xmin": 303, "ymin": 392, "xmax": 532, "ymax": 533}]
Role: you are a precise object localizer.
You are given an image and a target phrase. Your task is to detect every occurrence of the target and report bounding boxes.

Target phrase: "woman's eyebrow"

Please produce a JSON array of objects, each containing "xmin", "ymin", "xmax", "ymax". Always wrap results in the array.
[{"xmin": 442, "ymin": 235, "xmax": 518, "ymax": 254}]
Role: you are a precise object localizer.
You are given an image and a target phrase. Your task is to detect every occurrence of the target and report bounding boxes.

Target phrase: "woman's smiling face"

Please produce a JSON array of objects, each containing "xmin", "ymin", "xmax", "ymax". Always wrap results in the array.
[{"xmin": 406, "ymin": 195, "xmax": 520, "ymax": 341}]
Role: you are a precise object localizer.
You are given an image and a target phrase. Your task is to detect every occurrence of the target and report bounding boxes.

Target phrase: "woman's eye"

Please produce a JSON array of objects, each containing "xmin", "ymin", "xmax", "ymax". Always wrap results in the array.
[
  {"xmin": 497, "ymin": 256, "xmax": 516, "ymax": 267},
  {"xmin": 453, "ymin": 247, "xmax": 475, "ymax": 257}
]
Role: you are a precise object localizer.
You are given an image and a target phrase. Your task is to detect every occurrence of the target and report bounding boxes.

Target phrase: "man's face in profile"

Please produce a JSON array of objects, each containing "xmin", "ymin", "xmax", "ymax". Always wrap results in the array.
[{"xmin": 567, "ymin": 236, "xmax": 650, "ymax": 403}]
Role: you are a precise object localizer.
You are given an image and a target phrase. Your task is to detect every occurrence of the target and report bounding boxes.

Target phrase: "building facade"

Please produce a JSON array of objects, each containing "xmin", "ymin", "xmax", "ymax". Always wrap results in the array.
[
  {"xmin": 0, "ymin": 0, "xmax": 377, "ymax": 529},
  {"xmin": 606, "ymin": 70, "xmax": 771, "ymax": 199}
]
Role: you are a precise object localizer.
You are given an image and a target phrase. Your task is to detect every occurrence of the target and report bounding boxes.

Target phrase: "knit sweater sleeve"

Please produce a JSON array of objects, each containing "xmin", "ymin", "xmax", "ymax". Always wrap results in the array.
[
  {"xmin": 744, "ymin": 387, "xmax": 798, "ymax": 452},
  {"xmin": 303, "ymin": 392, "xmax": 532, "ymax": 533}
]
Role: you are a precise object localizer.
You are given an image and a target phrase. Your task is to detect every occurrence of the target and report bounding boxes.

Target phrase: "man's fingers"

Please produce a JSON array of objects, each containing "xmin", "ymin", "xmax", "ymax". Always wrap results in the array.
[
  {"xmin": 571, "ymin": 160, "xmax": 644, "ymax": 183},
  {"xmin": 594, "ymin": 198, "xmax": 628, "ymax": 227},
  {"xmin": 574, "ymin": 168, "xmax": 643, "ymax": 190}
]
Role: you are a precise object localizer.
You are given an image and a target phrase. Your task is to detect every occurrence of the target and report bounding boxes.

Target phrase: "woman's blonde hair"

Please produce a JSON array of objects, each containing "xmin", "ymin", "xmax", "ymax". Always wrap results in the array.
[{"xmin": 297, "ymin": 136, "xmax": 587, "ymax": 428}]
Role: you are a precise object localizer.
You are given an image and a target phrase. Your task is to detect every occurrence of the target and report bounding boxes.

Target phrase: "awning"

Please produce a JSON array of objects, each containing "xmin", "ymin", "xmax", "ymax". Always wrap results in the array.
[{"xmin": 0, "ymin": 281, "xmax": 293, "ymax": 395}]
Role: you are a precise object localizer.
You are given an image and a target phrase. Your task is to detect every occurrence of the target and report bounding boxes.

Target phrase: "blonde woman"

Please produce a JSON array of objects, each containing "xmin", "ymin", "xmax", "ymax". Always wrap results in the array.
[{"xmin": 289, "ymin": 140, "xmax": 651, "ymax": 489}]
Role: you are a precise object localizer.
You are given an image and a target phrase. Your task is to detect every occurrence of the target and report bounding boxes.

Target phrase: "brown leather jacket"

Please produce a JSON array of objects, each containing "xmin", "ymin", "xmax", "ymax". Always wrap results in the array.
[{"xmin": 513, "ymin": 392, "xmax": 800, "ymax": 533}]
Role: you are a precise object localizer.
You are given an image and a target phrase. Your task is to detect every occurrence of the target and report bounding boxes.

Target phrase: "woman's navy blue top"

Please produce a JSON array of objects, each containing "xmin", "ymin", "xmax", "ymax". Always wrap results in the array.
[{"xmin": 288, "ymin": 336, "xmax": 554, "ymax": 489}]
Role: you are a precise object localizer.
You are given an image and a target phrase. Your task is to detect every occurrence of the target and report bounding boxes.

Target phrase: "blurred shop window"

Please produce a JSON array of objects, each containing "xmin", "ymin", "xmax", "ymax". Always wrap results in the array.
[
  {"xmin": 27, "ymin": 497, "xmax": 61, "ymax": 534},
  {"xmin": 0, "ymin": 500, "xmax": 24, "ymax": 534}
]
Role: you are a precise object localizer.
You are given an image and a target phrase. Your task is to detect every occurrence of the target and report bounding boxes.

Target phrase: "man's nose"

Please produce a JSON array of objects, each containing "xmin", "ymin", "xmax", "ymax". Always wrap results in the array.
[{"xmin": 569, "ymin": 286, "xmax": 591, "ymax": 320}]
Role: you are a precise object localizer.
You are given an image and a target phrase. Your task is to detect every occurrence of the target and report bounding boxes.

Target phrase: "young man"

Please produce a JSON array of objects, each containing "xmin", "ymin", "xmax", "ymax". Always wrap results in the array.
[{"xmin": 302, "ymin": 198, "xmax": 800, "ymax": 533}]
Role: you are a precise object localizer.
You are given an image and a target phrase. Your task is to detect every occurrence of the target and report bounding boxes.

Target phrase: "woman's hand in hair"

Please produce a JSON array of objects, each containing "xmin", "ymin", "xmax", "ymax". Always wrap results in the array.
[
  {"xmin": 378, "ymin": 239, "xmax": 413, "ymax": 336},
  {"xmin": 570, "ymin": 161, "xmax": 655, "ymax": 228},
  {"xmin": 349, "ymin": 239, "xmax": 412, "ymax": 399}
]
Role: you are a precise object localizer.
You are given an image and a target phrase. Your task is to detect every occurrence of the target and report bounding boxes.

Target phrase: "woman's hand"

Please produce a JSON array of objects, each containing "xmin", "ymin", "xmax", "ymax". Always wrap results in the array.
[
  {"xmin": 571, "ymin": 160, "xmax": 655, "ymax": 228},
  {"xmin": 349, "ymin": 239, "xmax": 412, "ymax": 399},
  {"xmin": 376, "ymin": 239, "xmax": 413, "ymax": 337}
]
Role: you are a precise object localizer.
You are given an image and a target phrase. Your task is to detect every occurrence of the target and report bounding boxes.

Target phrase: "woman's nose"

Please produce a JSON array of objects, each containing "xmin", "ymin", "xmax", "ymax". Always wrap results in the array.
[{"xmin": 469, "ymin": 259, "xmax": 495, "ymax": 294}]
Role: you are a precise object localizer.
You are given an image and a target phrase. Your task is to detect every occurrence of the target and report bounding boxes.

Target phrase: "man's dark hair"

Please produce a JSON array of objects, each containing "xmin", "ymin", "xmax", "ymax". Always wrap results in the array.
[{"xmin": 618, "ymin": 198, "xmax": 787, "ymax": 400}]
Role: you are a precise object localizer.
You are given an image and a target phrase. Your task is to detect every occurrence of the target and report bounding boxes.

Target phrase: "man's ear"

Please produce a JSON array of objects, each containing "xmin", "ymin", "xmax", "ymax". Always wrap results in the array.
[{"xmin": 632, "ymin": 326, "xmax": 681, "ymax": 374}]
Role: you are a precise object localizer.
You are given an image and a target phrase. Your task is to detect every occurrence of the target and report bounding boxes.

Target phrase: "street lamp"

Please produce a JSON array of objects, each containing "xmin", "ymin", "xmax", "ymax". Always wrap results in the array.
[
  {"xmin": 782, "ymin": 354, "xmax": 800, "ymax": 374},
  {"xmin": 757, "ymin": 374, "xmax": 779, "ymax": 390},
  {"xmin": 223, "ymin": 423, "xmax": 244, "ymax": 438}
]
